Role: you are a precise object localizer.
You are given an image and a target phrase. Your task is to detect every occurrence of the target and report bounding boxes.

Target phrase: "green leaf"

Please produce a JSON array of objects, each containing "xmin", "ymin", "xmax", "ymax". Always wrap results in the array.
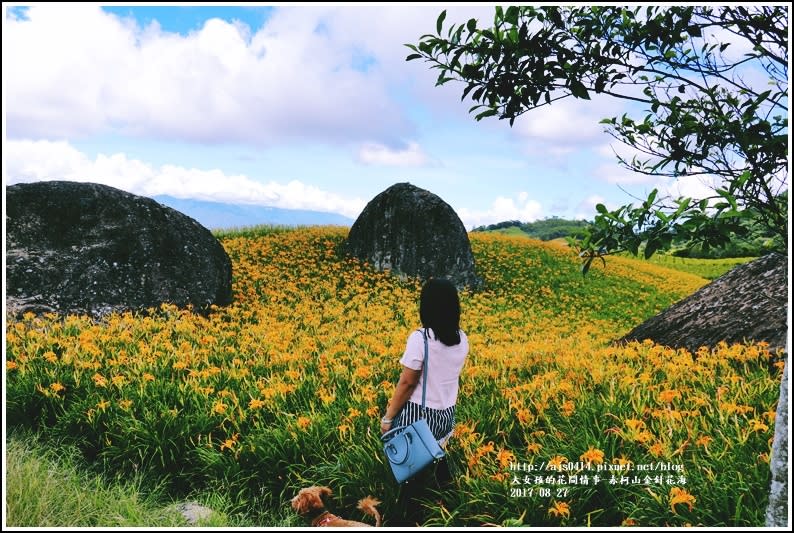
[
  {"xmin": 686, "ymin": 24, "xmax": 702, "ymax": 38},
  {"xmin": 644, "ymin": 239, "xmax": 661, "ymax": 259},
  {"xmin": 674, "ymin": 197, "xmax": 691, "ymax": 216},
  {"xmin": 406, "ymin": 53, "xmax": 423, "ymax": 61},
  {"xmin": 570, "ymin": 79, "xmax": 591, "ymax": 100},
  {"xmin": 581, "ymin": 256, "xmax": 594, "ymax": 276},
  {"xmin": 735, "ymin": 170, "xmax": 751, "ymax": 187},
  {"xmin": 461, "ymin": 84, "xmax": 476, "ymax": 101},
  {"xmin": 474, "ymin": 108, "xmax": 499, "ymax": 121},
  {"xmin": 717, "ymin": 208, "xmax": 743, "ymax": 219},
  {"xmin": 505, "ymin": 6, "xmax": 519, "ymax": 26},
  {"xmin": 595, "ymin": 75, "xmax": 606, "ymax": 93},
  {"xmin": 436, "ymin": 10, "xmax": 447, "ymax": 35},
  {"xmin": 450, "ymin": 47, "xmax": 465, "ymax": 69}
]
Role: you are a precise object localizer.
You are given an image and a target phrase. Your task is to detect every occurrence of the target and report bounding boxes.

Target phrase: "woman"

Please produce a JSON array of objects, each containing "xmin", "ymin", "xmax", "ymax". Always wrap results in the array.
[{"xmin": 380, "ymin": 277, "xmax": 469, "ymax": 525}]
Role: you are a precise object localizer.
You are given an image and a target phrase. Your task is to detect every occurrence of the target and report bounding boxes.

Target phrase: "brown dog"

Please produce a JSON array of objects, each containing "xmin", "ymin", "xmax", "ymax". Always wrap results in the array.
[{"xmin": 291, "ymin": 486, "xmax": 382, "ymax": 527}]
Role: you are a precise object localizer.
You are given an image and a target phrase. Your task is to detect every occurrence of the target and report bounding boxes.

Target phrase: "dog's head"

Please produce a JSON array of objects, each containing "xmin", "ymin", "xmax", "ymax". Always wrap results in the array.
[{"xmin": 291, "ymin": 486, "xmax": 333, "ymax": 516}]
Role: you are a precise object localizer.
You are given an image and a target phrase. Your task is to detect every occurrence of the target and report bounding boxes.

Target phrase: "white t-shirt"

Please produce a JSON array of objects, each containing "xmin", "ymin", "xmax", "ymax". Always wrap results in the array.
[{"xmin": 399, "ymin": 328, "xmax": 469, "ymax": 410}]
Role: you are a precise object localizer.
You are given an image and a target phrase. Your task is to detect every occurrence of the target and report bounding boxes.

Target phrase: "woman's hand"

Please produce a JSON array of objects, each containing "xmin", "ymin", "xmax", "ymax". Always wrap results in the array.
[{"xmin": 381, "ymin": 366, "xmax": 419, "ymax": 435}]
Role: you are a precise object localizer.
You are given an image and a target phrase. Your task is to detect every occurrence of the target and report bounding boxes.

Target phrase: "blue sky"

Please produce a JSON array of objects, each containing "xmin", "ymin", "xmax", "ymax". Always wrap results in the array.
[{"xmin": 3, "ymin": 4, "xmax": 738, "ymax": 228}]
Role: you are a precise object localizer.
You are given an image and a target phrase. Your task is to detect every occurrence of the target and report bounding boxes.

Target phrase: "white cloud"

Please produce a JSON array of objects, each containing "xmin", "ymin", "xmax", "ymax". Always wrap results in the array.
[
  {"xmin": 574, "ymin": 194, "xmax": 608, "ymax": 221},
  {"xmin": 594, "ymin": 163, "xmax": 657, "ymax": 186},
  {"xmin": 4, "ymin": 5, "xmax": 411, "ymax": 146},
  {"xmin": 509, "ymin": 93, "xmax": 632, "ymax": 169},
  {"xmin": 657, "ymin": 174, "xmax": 722, "ymax": 203},
  {"xmin": 596, "ymin": 141, "xmax": 634, "ymax": 161},
  {"xmin": 593, "ymin": 141, "xmax": 658, "ymax": 185},
  {"xmin": 357, "ymin": 141, "xmax": 431, "ymax": 167},
  {"xmin": 318, "ymin": 5, "xmax": 497, "ymax": 117},
  {"xmin": 514, "ymin": 98, "xmax": 607, "ymax": 147},
  {"xmin": 4, "ymin": 5, "xmax": 509, "ymax": 147},
  {"xmin": 456, "ymin": 193, "xmax": 543, "ymax": 229},
  {"xmin": 594, "ymin": 140, "xmax": 730, "ymax": 201},
  {"xmin": 4, "ymin": 140, "xmax": 366, "ymax": 218}
]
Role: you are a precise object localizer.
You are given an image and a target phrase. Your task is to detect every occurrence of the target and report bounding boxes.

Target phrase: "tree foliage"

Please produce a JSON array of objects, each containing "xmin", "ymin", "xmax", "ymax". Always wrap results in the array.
[
  {"xmin": 472, "ymin": 217, "xmax": 590, "ymax": 241},
  {"xmin": 407, "ymin": 6, "xmax": 788, "ymax": 273}
]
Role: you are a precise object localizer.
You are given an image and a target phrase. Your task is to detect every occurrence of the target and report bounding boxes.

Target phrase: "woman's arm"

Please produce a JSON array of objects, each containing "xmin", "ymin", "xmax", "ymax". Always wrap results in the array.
[{"xmin": 381, "ymin": 366, "xmax": 421, "ymax": 434}]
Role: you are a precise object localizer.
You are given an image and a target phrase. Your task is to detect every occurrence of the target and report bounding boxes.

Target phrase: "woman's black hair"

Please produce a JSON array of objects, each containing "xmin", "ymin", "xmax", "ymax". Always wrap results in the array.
[{"xmin": 419, "ymin": 278, "xmax": 461, "ymax": 346}]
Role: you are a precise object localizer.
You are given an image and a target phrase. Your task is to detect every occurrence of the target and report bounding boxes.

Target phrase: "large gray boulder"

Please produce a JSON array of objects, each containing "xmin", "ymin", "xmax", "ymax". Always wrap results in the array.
[
  {"xmin": 345, "ymin": 182, "xmax": 481, "ymax": 289},
  {"xmin": 620, "ymin": 252, "xmax": 787, "ymax": 353},
  {"xmin": 766, "ymin": 352, "xmax": 788, "ymax": 527},
  {"xmin": 6, "ymin": 181, "xmax": 232, "ymax": 318}
]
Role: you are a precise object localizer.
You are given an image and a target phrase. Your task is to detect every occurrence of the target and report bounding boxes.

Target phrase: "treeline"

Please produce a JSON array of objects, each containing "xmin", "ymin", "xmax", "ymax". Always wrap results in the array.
[
  {"xmin": 671, "ymin": 213, "xmax": 785, "ymax": 259},
  {"xmin": 472, "ymin": 214, "xmax": 784, "ymax": 259},
  {"xmin": 472, "ymin": 217, "xmax": 589, "ymax": 241}
]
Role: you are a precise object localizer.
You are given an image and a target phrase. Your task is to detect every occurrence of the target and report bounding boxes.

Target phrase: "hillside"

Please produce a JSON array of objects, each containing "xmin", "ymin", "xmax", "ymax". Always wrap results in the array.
[
  {"xmin": 472, "ymin": 217, "xmax": 589, "ymax": 241},
  {"xmin": 5, "ymin": 227, "xmax": 781, "ymax": 527},
  {"xmin": 473, "ymin": 216, "xmax": 782, "ymax": 263}
]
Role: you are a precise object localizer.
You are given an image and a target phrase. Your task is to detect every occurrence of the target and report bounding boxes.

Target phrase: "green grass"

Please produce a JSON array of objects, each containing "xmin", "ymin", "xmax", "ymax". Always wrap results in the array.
[
  {"xmin": 630, "ymin": 254, "xmax": 756, "ymax": 281},
  {"xmin": 4, "ymin": 429, "xmax": 300, "ymax": 527},
  {"xmin": 5, "ymin": 228, "xmax": 778, "ymax": 527},
  {"xmin": 5, "ymin": 430, "xmax": 184, "ymax": 527},
  {"xmin": 486, "ymin": 226, "xmax": 536, "ymax": 238},
  {"xmin": 479, "ymin": 225, "xmax": 755, "ymax": 281},
  {"xmin": 482, "ymin": 227, "xmax": 755, "ymax": 281},
  {"xmin": 212, "ymin": 223, "xmax": 347, "ymax": 240}
]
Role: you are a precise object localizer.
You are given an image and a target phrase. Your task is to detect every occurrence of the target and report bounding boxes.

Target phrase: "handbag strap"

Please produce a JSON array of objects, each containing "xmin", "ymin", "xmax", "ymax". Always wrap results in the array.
[{"xmin": 420, "ymin": 328, "xmax": 429, "ymax": 411}]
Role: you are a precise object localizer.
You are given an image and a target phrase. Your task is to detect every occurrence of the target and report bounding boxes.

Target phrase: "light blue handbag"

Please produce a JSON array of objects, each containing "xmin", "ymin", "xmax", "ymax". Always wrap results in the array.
[{"xmin": 381, "ymin": 329, "xmax": 445, "ymax": 484}]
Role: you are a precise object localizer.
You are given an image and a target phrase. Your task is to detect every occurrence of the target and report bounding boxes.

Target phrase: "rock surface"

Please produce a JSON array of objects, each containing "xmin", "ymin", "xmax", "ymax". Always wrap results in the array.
[
  {"xmin": 174, "ymin": 501, "xmax": 215, "ymax": 526},
  {"xmin": 6, "ymin": 181, "xmax": 232, "ymax": 318},
  {"xmin": 766, "ymin": 352, "xmax": 789, "ymax": 527},
  {"xmin": 344, "ymin": 182, "xmax": 481, "ymax": 289},
  {"xmin": 620, "ymin": 252, "xmax": 787, "ymax": 353}
]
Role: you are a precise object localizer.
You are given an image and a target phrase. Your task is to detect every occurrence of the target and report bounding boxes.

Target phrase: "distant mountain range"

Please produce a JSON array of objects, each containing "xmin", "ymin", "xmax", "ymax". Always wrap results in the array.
[{"xmin": 153, "ymin": 196, "xmax": 354, "ymax": 230}]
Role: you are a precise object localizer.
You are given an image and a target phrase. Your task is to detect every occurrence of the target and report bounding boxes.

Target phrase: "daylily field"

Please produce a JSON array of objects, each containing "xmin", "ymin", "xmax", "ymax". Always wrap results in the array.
[{"xmin": 5, "ymin": 226, "xmax": 783, "ymax": 526}]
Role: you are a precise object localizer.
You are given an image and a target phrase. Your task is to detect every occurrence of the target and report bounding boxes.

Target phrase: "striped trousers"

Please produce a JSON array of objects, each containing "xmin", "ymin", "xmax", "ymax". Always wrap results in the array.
[{"xmin": 393, "ymin": 401, "xmax": 456, "ymax": 445}]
